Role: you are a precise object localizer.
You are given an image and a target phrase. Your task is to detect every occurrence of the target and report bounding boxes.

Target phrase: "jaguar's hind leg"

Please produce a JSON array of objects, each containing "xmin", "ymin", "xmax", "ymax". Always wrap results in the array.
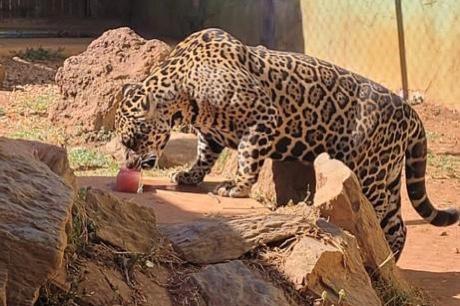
[
  {"xmin": 361, "ymin": 164, "xmax": 406, "ymax": 261},
  {"xmin": 380, "ymin": 172, "xmax": 407, "ymax": 261}
]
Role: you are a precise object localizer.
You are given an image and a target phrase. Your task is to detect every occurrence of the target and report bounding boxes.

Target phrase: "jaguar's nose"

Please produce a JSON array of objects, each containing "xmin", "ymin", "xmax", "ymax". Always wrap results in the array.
[
  {"xmin": 126, "ymin": 158, "xmax": 141, "ymax": 170},
  {"xmin": 125, "ymin": 150, "xmax": 142, "ymax": 170}
]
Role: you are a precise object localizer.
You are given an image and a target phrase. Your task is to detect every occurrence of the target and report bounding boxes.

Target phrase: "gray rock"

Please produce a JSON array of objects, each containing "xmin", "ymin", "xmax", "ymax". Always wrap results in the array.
[
  {"xmin": 0, "ymin": 138, "xmax": 74, "ymax": 305},
  {"xmin": 0, "ymin": 138, "xmax": 77, "ymax": 190},
  {"xmin": 85, "ymin": 188, "xmax": 160, "ymax": 253},
  {"xmin": 192, "ymin": 261, "xmax": 293, "ymax": 306},
  {"xmin": 158, "ymin": 132, "xmax": 197, "ymax": 168},
  {"xmin": 283, "ymin": 220, "xmax": 381, "ymax": 306},
  {"xmin": 160, "ymin": 213, "xmax": 314, "ymax": 264}
]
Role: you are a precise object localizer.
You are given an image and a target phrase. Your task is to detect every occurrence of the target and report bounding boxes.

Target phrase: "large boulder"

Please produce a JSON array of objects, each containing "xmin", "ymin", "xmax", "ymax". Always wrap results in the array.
[
  {"xmin": 51, "ymin": 27, "xmax": 171, "ymax": 135},
  {"xmin": 254, "ymin": 160, "xmax": 315, "ymax": 206},
  {"xmin": 85, "ymin": 188, "xmax": 161, "ymax": 253},
  {"xmin": 160, "ymin": 213, "xmax": 314, "ymax": 264},
  {"xmin": 161, "ymin": 211, "xmax": 383, "ymax": 305},
  {"xmin": 212, "ymin": 150, "xmax": 406, "ymax": 286},
  {"xmin": 0, "ymin": 138, "xmax": 74, "ymax": 305},
  {"xmin": 0, "ymin": 138, "xmax": 77, "ymax": 190},
  {"xmin": 192, "ymin": 260, "xmax": 293, "ymax": 306},
  {"xmin": 283, "ymin": 220, "xmax": 381, "ymax": 306}
]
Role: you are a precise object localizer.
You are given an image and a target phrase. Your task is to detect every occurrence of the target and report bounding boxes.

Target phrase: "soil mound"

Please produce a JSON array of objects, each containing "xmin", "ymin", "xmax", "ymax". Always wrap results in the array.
[{"xmin": 51, "ymin": 27, "xmax": 171, "ymax": 135}]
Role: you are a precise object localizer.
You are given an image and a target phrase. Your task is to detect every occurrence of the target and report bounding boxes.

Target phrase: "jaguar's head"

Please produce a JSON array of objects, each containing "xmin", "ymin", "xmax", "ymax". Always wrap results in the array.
[{"xmin": 115, "ymin": 83, "xmax": 172, "ymax": 170}]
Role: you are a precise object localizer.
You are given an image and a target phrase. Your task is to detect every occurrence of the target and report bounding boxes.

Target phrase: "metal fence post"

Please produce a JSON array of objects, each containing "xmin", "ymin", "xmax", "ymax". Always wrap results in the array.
[{"xmin": 395, "ymin": 0, "xmax": 409, "ymax": 101}]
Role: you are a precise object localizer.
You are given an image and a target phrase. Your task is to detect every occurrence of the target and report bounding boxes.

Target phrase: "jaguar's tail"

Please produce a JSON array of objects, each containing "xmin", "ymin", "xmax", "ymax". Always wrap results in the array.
[{"xmin": 405, "ymin": 112, "xmax": 459, "ymax": 226}]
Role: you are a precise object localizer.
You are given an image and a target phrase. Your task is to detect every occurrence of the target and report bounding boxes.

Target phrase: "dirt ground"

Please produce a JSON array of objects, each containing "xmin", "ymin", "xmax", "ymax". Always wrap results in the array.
[
  {"xmin": 0, "ymin": 39, "xmax": 459, "ymax": 305},
  {"xmin": 0, "ymin": 38, "xmax": 92, "ymax": 57},
  {"xmin": 398, "ymin": 102, "xmax": 460, "ymax": 306}
]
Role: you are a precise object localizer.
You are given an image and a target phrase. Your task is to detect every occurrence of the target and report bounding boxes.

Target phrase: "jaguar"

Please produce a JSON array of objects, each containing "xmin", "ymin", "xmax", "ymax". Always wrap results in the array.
[{"xmin": 115, "ymin": 28, "xmax": 459, "ymax": 259}]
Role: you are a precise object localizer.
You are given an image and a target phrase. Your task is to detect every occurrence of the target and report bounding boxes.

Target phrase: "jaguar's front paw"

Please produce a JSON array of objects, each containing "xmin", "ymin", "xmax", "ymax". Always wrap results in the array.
[
  {"xmin": 214, "ymin": 181, "xmax": 250, "ymax": 198},
  {"xmin": 170, "ymin": 170, "xmax": 203, "ymax": 185}
]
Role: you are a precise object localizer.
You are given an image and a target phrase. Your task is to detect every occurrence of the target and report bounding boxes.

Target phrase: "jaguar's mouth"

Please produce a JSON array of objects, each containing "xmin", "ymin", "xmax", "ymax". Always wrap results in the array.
[{"xmin": 125, "ymin": 150, "xmax": 157, "ymax": 170}]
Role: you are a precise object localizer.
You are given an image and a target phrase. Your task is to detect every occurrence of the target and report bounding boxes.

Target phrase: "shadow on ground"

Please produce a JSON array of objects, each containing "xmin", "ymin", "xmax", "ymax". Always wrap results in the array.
[{"xmin": 399, "ymin": 269, "xmax": 460, "ymax": 306}]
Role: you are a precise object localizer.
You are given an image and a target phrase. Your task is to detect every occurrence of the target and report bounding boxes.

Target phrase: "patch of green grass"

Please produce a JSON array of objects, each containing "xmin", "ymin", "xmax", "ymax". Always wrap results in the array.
[
  {"xmin": 0, "ymin": 106, "xmax": 5, "ymax": 117},
  {"xmin": 22, "ymin": 92, "xmax": 53, "ymax": 114},
  {"xmin": 427, "ymin": 152, "xmax": 459, "ymax": 179},
  {"xmin": 426, "ymin": 131, "xmax": 441, "ymax": 141},
  {"xmin": 69, "ymin": 147, "xmax": 118, "ymax": 172},
  {"xmin": 8, "ymin": 116, "xmax": 67, "ymax": 144},
  {"xmin": 7, "ymin": 85, "xmax": 70, "ymax": 145},
  {"xmin": 13, "ymin": 47, "xmax": 66, "ymax": 62},
  {"xmin": 9, "ymin": 126, "xmax": 44, "ymax": 140},
  {"xmin": 13, "ymin": 86, "xmax": 57, "ymax": 116}
]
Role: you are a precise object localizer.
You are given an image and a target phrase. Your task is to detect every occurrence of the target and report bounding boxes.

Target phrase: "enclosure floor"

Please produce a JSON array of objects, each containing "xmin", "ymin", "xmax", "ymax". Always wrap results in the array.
[
  {"xmin": 399, "ymin": 178, "xmax": 460, "ymax": 306},
  {"xmin": 77, "ymin": 175, "xmax": 268, "ymax": 225}
]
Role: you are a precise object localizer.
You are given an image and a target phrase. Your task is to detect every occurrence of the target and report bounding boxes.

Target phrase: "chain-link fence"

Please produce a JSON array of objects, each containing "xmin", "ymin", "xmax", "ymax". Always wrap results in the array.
[{"xmin": 301, "ymin": 0, "xmax": 460, "ymax": 107}]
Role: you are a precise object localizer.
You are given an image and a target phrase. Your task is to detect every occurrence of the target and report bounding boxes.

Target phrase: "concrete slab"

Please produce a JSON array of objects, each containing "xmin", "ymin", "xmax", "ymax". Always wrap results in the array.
[{"xmin": 77, "ymin": 175, "xmax": 268, "ymax": 225}]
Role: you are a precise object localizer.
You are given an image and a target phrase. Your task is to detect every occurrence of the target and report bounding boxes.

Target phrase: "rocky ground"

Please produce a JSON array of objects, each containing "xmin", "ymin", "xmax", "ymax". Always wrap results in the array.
[
  {"xmin": 0, "ymin": 29, "xmax": 459, "ymax": 306},
  {"xmin": 2, "ymin": 137, "xmax": 416, "ymax": 306}
]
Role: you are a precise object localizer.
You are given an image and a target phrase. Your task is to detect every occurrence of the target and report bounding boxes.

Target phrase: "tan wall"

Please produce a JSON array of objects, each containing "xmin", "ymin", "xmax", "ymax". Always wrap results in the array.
[
  {"xmin": 204, "ymin": 0, "xmax": 304, "ymax": 52},
  {"xmin": 300, "ymin": 0, "xmax": 460, "ymax": 108},
  {"xmin": 132, "ymin": 0, "xmax": 304, "ymax": 52}
]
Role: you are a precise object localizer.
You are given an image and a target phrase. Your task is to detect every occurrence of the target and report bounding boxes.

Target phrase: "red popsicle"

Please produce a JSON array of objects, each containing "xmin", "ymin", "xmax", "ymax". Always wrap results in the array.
[{"xmin": 115, "ymin": 166, "xmax": 141, "ymax": 192}]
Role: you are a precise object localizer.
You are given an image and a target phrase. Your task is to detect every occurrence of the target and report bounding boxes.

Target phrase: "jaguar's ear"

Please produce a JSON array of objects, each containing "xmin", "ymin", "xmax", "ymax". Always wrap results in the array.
[{"xmin": 145, "ymin": 91, "xmax": 158, "ymax": 119}]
